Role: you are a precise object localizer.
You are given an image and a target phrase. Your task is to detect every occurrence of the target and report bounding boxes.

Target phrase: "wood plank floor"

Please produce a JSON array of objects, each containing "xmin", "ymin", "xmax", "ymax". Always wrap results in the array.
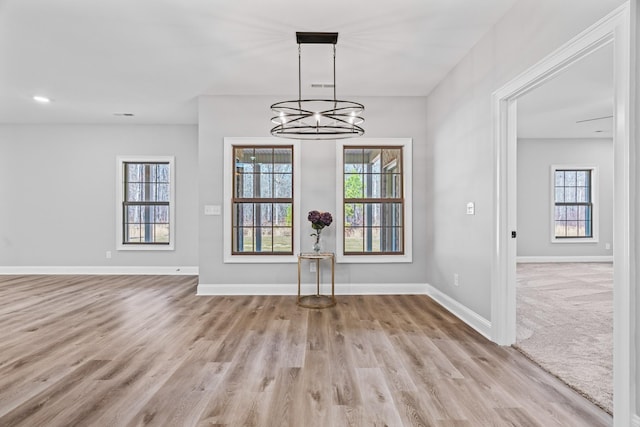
[{"xmin": 0, "ymin": 275, "xmax": 611, "ymax": 426}]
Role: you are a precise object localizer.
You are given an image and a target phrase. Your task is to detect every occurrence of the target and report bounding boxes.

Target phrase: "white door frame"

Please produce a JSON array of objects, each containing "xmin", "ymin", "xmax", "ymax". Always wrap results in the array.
[{"xmin": 491, "ymin": 3, "xmax": 635, "ymax": 425}]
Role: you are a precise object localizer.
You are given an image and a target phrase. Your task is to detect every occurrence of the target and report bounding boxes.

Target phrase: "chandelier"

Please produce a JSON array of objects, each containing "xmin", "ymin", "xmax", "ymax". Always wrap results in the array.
[{"xmin": 270, "ymin": 32, "xmax": 364, "ymax": 140}]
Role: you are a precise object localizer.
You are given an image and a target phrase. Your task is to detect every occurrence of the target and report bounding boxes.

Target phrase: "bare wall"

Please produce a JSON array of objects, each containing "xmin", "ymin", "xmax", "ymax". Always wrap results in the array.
[
  {"xmin": 517, "ymin": 138, "xmax": 613, "ymax": 258},
  {"xmin": 197, "ymin": 95, "xmax": 430, "ymax": 289},
  {"xmin": 424, "ymin": 0, "xmax": 626, "ymax": 320},
  {"xmin": 0, "ymin": 124, "xmax": 198, "ymax": 268}
]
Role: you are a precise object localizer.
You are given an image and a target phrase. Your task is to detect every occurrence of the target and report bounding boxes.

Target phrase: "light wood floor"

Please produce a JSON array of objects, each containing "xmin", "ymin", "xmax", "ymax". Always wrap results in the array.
[{"xmin": 0, "ymin": 275, "xmax": 611, "ymax": 426}]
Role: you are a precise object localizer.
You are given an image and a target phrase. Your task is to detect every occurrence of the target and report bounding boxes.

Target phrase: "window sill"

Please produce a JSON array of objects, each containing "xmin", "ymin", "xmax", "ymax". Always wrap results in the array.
[
  {"xmin": 223, "ymin": 254, "xmax": 298, "ymax": 264},
  {"xmin": 551, "ymin": 238, "xmax": 599, "ymax": 244},
  {"xmin": 336, "ymin": 253, "xmax": 412, "ymax": 264},
  {"xmin": 117, "ymin": 244, "xmax": 175, "ymax": 251}
]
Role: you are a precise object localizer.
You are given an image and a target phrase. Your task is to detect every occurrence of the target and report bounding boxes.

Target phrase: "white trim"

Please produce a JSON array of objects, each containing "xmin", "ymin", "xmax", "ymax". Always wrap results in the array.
[
  {"xmin": 425, "ymin": 283, "xmax": 492, "ymax": 340},
  {"xmin": 549, "ymin": 165, "xmax": 599, "ymax": 243},
  {"xmin": 632, "ymin": 414, "xmax": 640, "ymax": 427},
  {"xmin": 516, "ymin": 256, "xmax": 613, "ymax": 263},
  {"xmin": 197, "ymin": 282, "xmax": 427, "ymax": 296},
  {"xmin": 0, "ymin": 266, "xmax": 199, "ymax": 275},
  {"xmin": 335, "ymin": 138, "xmax": 413, "ymax": 263},
  {"xmin": 116, "ymin": 156, "xmax": 176, "ymax": 251},
  {"xmin": 618, "ymin": 1, "xmax": 638, "ymax": 423},
  {"xmin": 222, "ymin": 138, "xmax": 301, "ymax": 264},
  {"xmin": 551, "ymin": 238, "xmax": 599, "ymax": 244},
  {"xmin": 492, "ymin": 4, "xmax": 634, "ymax": 425}
]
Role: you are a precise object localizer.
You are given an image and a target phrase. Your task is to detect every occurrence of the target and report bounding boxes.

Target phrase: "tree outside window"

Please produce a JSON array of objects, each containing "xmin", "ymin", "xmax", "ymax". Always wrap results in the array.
[
  {"xmin": 343, "ymin": 146, "xmax": 404, "ymax": 254},
  {"xmin": 553, "ymin": 169, "xmax": 593, "ymax": 238},
  {"xmin": 232, "ymin": 146, "xmax": 294, "ymax": 254}
]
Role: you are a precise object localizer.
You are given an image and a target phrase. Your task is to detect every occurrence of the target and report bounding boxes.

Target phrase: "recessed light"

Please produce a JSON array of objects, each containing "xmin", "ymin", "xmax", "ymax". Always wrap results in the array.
[{"xmin": 33, "ymin": 95, "xmax": 51, "ymax": 103}]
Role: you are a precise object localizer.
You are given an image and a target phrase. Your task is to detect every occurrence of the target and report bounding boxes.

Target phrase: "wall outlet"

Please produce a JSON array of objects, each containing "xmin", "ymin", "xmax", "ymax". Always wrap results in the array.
[
  {"xmin": 106, "ymin": 251, "xmax": 112, "ymax": 259},
  {"xmin": 466, "ymin": 202, "xmax": 475, "ymax": 215},
  {"xmin": 310, "ymin": 262, "xmax": 316, "ymax": 273},
  {"xmin": 204, "ymin": 205, "xmax": 221, "ymax": 216},
  {"xmin": 605, "ymin": 243, "xmax": 611, "ymax": 250},
  {"xmin": 454, "ymin": 273, "xmax": 459, "ymax": 286}
]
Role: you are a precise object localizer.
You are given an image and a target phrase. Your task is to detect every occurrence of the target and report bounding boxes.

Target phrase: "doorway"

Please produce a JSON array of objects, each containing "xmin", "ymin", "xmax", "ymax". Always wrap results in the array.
[
  {"xmin": 514, "ymin": 44, "xmax": 614, "ymax": 412},
  {"xmin": 491, "ymin": 3, "xmax": 633, "ymax": 425}
]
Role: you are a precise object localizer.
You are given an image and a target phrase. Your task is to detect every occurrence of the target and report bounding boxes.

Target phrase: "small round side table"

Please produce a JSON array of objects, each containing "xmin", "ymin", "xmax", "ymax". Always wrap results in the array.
[{"xmin": 297, "ymin": 252, "xmax": 336, "ymax": 309}]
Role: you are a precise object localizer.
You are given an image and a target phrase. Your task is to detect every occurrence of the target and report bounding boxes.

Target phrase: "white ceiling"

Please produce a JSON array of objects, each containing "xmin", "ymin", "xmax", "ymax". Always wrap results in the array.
[
  {"xmin": 517, "ymin": 43, "xmax": 614, "ymax": 139},
  {"xmin": 0, "ymin": 0, "xmax": 519, "ymax": 124},
  {"xmin": 0, "ymin": 0, "xmax": 613, "ymax": 137}
]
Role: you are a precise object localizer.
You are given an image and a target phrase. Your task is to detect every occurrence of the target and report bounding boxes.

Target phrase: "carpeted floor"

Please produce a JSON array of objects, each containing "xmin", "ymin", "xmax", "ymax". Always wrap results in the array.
[{"xmin": 515, "ymin": 262, "xmax": 613, "ymax": 414}]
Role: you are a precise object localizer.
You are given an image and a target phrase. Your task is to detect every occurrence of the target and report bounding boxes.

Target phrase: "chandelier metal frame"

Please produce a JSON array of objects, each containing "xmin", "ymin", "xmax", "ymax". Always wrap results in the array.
[{"xmin": 270, "ymin": 32, "xmax": 365, "ymax": 140}]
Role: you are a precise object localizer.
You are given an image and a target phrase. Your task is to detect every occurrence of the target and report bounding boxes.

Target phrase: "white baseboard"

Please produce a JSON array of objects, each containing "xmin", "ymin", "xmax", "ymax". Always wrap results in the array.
[
  {"xmin": 0, "ymin": 266, "xmax": 199, "ymax": 275},
  {"xmin": 516, "ymin": 256, "xmax": 613, "ymax": 263},
  {"xmin": 197, "ymin": 282, "xmax": 428, "ymax": 296},
  {"xmin": 424, "ymin": 283, "xmax": 492, "ymax": 340},
  {"xmin": 632, "ymin": 414, "xmax": 640, "ymax": 427}
]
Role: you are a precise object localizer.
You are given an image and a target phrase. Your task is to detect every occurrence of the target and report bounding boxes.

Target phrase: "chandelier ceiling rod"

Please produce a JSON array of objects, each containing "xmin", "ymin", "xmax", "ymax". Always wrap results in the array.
[
  {"xmin": 295, "ymin": 32, "xmax": 338, "ymax": 102},
  {"xmin": 298, "ymin": 44, "xmax": 336, "ymax": 102},
  {"xmin": 332, "ymin": 44, "xmax": 336, "ymax": 102}
]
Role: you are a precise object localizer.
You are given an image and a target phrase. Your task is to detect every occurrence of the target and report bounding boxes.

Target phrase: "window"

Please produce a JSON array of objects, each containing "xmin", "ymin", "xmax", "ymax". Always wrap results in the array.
[
  {"xmin": 223, "ymin": 138, "xmax": 301, "ymax": 263},
  {"xmin": 232, "ymin": 146, "xmax": 293, "ymax": 254},
  {"xmin": 551, "ymin": 166, "xmax": 598, "ymax": 242},
  {"xmin": 336, "ymin": 138, "xmax": 412, "ymax": 263},
  {"xmin": 116, "ymin": 156, "xmax": 175, "ymax": 250}
]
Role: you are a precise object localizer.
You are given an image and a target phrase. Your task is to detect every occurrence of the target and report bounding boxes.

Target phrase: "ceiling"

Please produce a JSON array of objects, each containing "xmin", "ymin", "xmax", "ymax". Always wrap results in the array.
[
  {"xmin": 517, "ymin": 43, "xmax": 614, "ymax": 139},
  {"xmin": 0, "ymin": 0, "xmax": 519, "ymax": 124},
  {"xmin": 0, "ymin": 0, "xmax": 614, "ymax": 137}
]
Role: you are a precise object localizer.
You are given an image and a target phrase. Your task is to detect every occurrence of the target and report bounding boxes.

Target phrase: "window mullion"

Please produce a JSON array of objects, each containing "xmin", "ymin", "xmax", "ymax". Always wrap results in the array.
[
  {"xmin": 231, "ymin": 144, "xmax": 294, "ymax": 255},
  {"xmin": 120, "ymin": 159, "xmax": 173, "ymax": 247},
  {"xmin": 553, "ymin": 168, "xmax": 594, "ymax": 239},
  {"xmin": 343, "ymin": 145, "xmax": 405, "ymax": 255}
]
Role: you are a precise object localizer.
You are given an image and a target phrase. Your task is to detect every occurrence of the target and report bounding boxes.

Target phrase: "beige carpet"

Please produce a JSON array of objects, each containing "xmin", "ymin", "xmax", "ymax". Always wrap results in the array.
[{"xmin": 515, "ymin": 262, "xmax": 613, "ymax": 414}]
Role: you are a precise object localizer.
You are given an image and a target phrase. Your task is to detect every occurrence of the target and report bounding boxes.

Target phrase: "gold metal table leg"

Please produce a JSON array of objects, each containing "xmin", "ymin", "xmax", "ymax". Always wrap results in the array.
[
  {"xmin": 296, "ymin": 253, "xmax": 336, "ymax": 309},
  {"xmin": 297, "ymin": 257, "xmax": 301, "ymax": 304},
  {"xmin": 316, "ymin": 259, "xmax": 320, "ymax": 296}
]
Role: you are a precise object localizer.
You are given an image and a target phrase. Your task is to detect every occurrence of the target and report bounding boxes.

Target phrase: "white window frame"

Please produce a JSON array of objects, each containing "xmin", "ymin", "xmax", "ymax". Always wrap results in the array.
[
  {"xmin": 336, "ymin": 138, "xmax": 413, "ymax": 263},
  {"xmin": 550, "ymin": 164, "xmax": 599, "ymax": 244},
  {"xmin": 116, "ymin": 156, "xmax": 176, "ymax": 251},
  {"xmin": 223, "ymin": 137, "xmax": 301, "ymax": 263}
]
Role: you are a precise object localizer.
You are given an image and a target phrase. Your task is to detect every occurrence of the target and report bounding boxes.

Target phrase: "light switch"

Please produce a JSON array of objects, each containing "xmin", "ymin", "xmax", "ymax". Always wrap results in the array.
[
  {"xmin": 466, "ymin": 202, "xmax": 475, "ymax": 215},
  {"xmin": 204, "ymin": 205, "xmax": 221, "ymax": 216}
]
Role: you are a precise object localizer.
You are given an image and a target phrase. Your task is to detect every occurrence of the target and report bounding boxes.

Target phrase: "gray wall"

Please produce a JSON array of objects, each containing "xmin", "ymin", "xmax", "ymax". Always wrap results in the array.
[
  {"xmin": 197, "ymin": 95, "xmax": 429, "ymax": 288},
  {"xmin": 517, "ymin": 138, "xmax": 613, "ymax": 257},
  {"xmin": 0, "ymin": 125, "xmax": 198, "ymax": 268},
  {"xmin": 424, "ymin": 0, "xmax": 626, "ymax": 320}
]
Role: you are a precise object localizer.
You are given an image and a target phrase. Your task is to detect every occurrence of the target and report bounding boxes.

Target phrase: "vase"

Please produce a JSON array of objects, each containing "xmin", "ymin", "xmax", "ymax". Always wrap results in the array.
[{"xmin": 312, "ymin": 230, "xmax": 322, "ymax": 253}]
